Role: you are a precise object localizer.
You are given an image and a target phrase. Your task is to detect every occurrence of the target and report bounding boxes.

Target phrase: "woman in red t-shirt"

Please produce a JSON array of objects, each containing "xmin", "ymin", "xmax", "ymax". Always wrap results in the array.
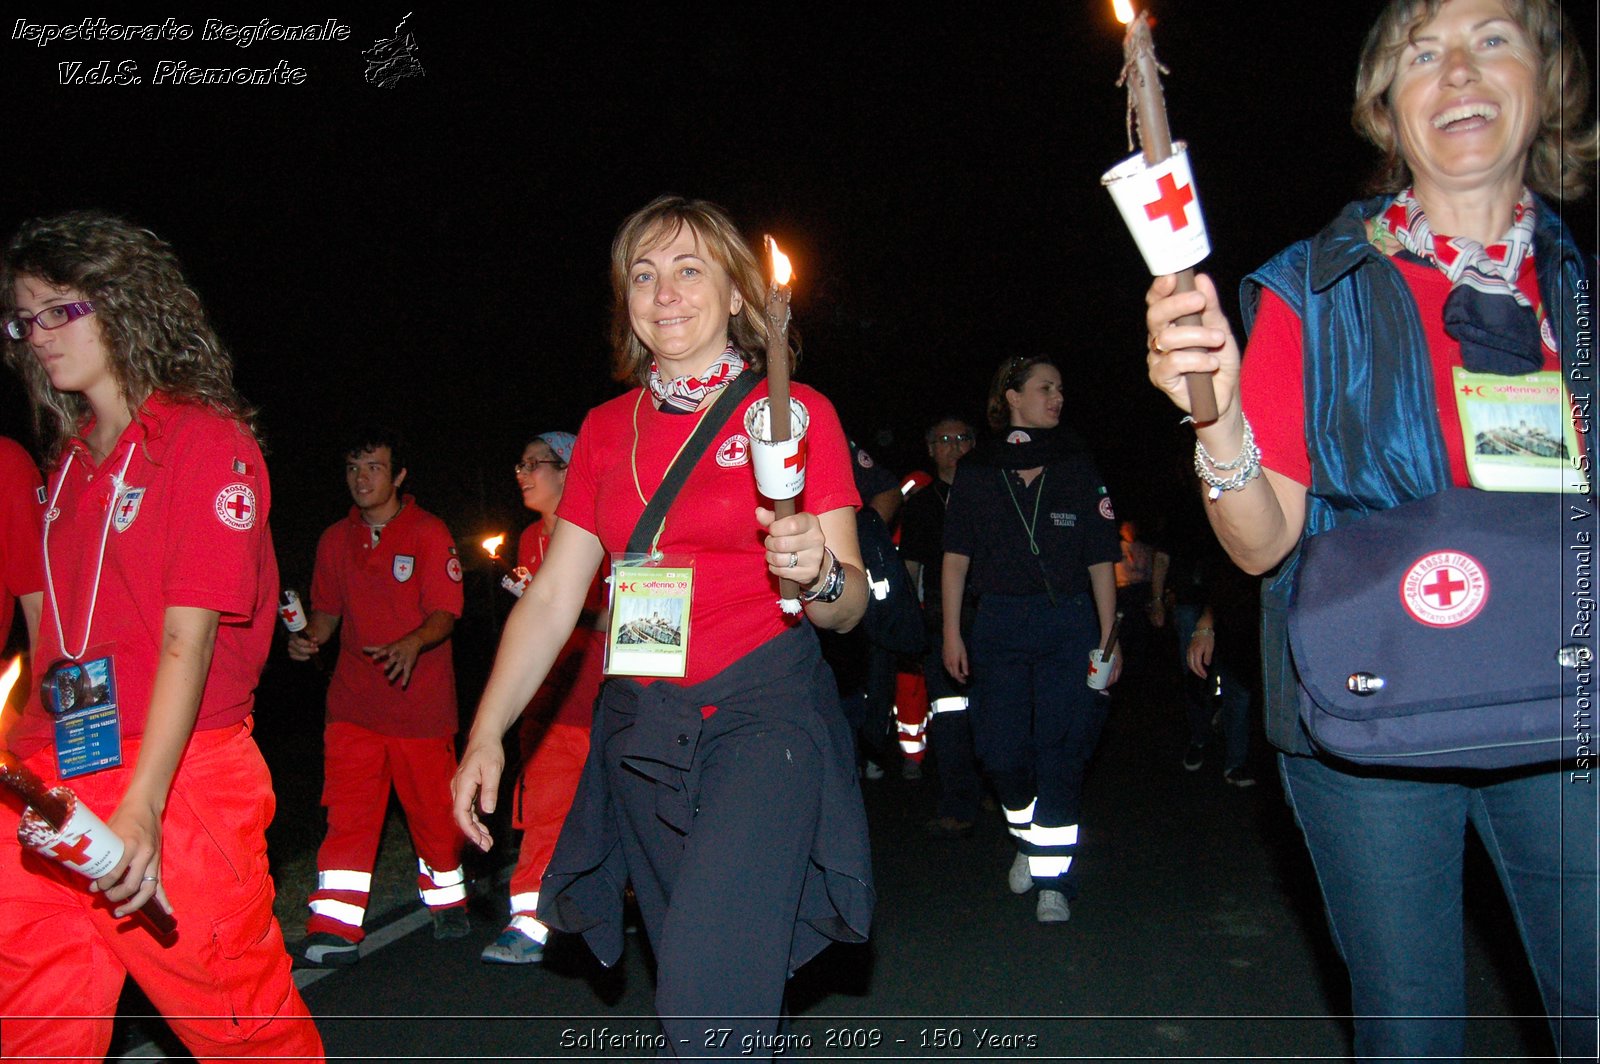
[
  {"xmin": 1143, "ymin": 1, "xmax": 1595, "ymax": 1058},
  {"xmin": 480, "ymin": 429, "xmax": 607, "ymax": 965},
  {"xmin": 454, "ymin": 196, "xmax": 873, "ymax": 1055},
  {"xmin": 0, "ymin": 212, "xmax": 322, "ymax": 1060}
]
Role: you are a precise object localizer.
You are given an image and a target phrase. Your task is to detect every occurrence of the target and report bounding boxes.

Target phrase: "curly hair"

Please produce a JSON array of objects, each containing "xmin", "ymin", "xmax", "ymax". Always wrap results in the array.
[
  {"xmin": 2, "ymin": 211, "xmax": 256, "ymax": 461},
  {"xmin": 985, "ymin": 355, "xmax": 1057, "ymax": 432},
  {"xmin": 1353, "ymin": 0, "xmax": 1598, "ymax": 198},
  {"xmin": 608, "ymin": 195, "xmax": 797, "ymax": 387}
]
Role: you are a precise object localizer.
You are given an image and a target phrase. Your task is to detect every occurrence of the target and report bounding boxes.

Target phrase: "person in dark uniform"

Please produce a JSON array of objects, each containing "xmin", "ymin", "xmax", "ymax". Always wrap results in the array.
[
  {"xmin": 900, "ymin": 416, "xmax": 983, "ymax": 835},
  {"xmin": 941, "ymin": 356, "xmax": 1122, "ymax": 923}
]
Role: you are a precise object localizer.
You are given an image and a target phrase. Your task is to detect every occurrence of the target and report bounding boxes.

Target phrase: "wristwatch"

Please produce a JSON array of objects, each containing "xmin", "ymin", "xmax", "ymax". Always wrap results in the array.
[{"xmin": 800, "ymin": 547, "xmax": 846, "ymax": 604}]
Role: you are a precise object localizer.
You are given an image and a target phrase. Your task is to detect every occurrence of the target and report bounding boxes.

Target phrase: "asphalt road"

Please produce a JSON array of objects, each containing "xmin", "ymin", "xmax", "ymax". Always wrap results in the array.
[{"xmin": 106, "ymin": 660, "xmax": 1553, "ymax": 1063}]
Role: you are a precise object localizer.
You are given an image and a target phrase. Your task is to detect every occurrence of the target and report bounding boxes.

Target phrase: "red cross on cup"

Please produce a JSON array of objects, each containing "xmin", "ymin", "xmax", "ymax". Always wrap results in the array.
[{"xmin": 1143, "ymin": 172, "xmax": 1194, "ymax": 232}]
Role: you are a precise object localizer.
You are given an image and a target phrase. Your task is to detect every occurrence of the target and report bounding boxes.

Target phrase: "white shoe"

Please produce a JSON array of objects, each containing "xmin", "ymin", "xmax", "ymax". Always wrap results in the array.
[
  {"xmin": 1036, "ymin": 889, "xmax": 1071, "ymax": 923},
  {"xmin": 1007, "ymin": 851, "xmax": 1033, "ymax": 894}
]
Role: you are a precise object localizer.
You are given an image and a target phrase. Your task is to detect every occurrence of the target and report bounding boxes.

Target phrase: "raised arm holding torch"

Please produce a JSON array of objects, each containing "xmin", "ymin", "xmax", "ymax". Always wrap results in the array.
[{"xmin": 1104, "ymin": 0, "xmax": 1218, "ymax": 424}]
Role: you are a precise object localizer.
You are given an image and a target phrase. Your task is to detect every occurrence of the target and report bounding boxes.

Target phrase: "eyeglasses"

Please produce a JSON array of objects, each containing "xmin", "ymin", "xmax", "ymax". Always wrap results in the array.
[
  {"xmin": 515, "ymin": 459, "xmax": 564, "ymax": 475},
  {"xmin": 4, "ymin": 301, "xmax": 96, "ymax": 341},
  {"xmin": 931, "ymin": 433, "xmax": 974, "ymax": 446}
]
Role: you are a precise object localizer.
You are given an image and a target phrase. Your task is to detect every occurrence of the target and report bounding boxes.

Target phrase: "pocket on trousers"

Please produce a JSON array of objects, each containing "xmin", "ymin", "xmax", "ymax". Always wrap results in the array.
[{"xmin": 208, "ymin": 873, "xmax": 292, "ymax": 1042}]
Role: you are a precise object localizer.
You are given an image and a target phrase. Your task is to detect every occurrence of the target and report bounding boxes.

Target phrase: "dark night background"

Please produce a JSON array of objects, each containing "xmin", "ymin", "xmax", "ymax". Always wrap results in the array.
[{"xmin": 1, "ymin": 1, "xmax": 1595, "ymax": 590}]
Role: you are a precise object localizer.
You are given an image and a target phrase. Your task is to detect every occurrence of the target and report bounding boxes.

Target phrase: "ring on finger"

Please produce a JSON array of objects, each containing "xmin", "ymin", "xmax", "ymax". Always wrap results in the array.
[
  {"xmin": 1151, "ymin": 334, "xmax": 1166, "ymax": 355},
  {"xmin": 142, "ymin": 875, "xmax": 158, "ymax": 883},
  {"xmin": 787, "ymin": 552, "xmax": 799, "ymax": 569}
]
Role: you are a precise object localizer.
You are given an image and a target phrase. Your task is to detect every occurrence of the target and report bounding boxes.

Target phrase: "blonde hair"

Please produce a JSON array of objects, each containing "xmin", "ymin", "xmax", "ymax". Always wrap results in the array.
[
  {"xmin": 608, "ymin": 195, "xmax": 796, "ymax": 386},
  {"xmin": 1352, "ymin": 0, "xmax": 1598, "ymax": 198}
]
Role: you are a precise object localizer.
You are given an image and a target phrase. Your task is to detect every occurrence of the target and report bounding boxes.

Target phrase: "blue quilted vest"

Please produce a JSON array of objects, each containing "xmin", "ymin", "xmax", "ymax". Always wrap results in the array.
[{"xmin": 1240, "ymin": 195, "xmax": 1594, "ymax": 756}]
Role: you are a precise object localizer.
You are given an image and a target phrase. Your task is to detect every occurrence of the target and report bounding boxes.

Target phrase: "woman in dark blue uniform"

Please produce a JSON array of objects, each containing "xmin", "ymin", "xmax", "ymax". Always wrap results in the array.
[{"xmin": 941, "ymin": 355, "xmax": 1122, "ymax": 923}]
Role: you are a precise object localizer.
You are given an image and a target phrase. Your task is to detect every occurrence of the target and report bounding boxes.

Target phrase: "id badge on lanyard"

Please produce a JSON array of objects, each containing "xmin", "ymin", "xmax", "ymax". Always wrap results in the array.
[
  {"xmin": 41, "ymin": 646, "xmax": 124, "ymax": 779},
  {"xmin": 1451, "ymin": 368, "xmax": 1588, "ymax": 493},
  {"xmin": 604, "ymin": 553, "xmax": 695, "ymax": 678}
]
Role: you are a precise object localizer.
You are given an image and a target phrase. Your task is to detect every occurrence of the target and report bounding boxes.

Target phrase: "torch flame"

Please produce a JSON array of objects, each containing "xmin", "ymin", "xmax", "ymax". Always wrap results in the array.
[
  {"xmin": 0, "ymin": 655, "xmax": 20, "ymax": 710},
  {"xmin": 481, "ymin": 534, "xmax": 506, "ymax": 559},
  {"xmin": 1112, "ymin": 0, "xmax": 1135, "ymax": 25},
  {"xmin": 766, "ymin": 236, "xmax": 794, "ymax": 287}
]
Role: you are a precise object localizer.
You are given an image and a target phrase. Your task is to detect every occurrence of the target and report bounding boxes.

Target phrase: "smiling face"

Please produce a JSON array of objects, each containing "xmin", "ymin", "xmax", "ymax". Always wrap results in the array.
[
  {"xmin": 1005, "ymin": 364, "xmax": 1064, "ymax": 430},
  {"xmin": 626, "ymin": 222, "xmax": 743, "ymax": 383},
  {"xmin": 1388, "ymin": 0, "xmax": 1539, "ymax": 204},
  {"xmin": 345, "ymin": 445, "xmax": 406, "ymax": 521},
  {"xmin": 12, "ymin": 275, "xmax": 118, "ymax": 412},
  {"xmin": 515, "ymin": 439, "xmax": 566, "ymax": 514}
]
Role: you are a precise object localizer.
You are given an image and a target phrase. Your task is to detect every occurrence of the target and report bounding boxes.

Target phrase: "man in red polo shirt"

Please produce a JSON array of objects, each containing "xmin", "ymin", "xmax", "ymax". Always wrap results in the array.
[{"xmin": 288, "ymin": 429, "xmax": 467, "ymax": 966}]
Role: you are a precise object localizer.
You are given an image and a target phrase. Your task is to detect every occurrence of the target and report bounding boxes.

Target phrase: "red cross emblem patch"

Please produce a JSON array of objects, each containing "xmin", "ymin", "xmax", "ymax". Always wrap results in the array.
[
  {"xmin": 214, "ymin": 483, "xmax": 257, "ymax": 530},
  {"xmin": 446, "ymin": 557, "xmax": 463, "ymax": 583},
  {"xmin": 393, "ymin": 555, "xmax": 415, "ymax": 582},
  {"xmin": 1400, "ymin": 551, "xmax": 1489, "ymax": 628},
  {"xmin": 113, "ymin": 487, "xmax": 145, "ymax": 532},
  {"xmin": 716, "ymin": 434, "xmax": 751, "ymax": 468}
]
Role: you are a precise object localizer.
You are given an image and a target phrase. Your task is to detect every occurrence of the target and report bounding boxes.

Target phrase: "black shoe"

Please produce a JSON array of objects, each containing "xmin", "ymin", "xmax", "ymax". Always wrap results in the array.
[
  {"xmin": 303, "ymin": 931, "xmax": 359, "ymax": 967},
  {"xmin": 1182, "ymin": 743, "xmax": 1205, "ymax": 772},
  {"xmin": 432, "ymin": 906, "xmax": 471, "ymax": 940},
  {"xmin": 1224, "ymin": 767, "xmax": 1258, "ymax": 788}
]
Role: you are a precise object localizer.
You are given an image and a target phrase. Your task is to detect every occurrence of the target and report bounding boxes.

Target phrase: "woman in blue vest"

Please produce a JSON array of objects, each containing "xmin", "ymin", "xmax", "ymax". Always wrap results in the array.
[{"xmin": 1145, "ymin": 0, "xmax": 1595, "ymax": 1058}]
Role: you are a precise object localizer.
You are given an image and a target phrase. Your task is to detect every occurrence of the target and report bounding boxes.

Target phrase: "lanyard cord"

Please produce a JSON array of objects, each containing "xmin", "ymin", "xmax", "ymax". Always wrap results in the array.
[
  {"xmin": 1001, "ymin": 468, "xmax": 1046, "ymax": 555},
  {"xmin": 631, "ymin": 389, "xmax": 716, "ymax": 557},
  {"xmin": 1001, "ymin": 467, "xmax": 1057, "ymax": 606},
  {"xmin": 42, "ymin": 443, "xmax": 137, "ymax": 661}
]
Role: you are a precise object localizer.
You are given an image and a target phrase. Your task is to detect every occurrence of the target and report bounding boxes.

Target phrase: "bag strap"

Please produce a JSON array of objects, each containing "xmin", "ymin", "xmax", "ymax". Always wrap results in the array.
[{"xmin": 626, "ymin": 370, "xmax": 762, "ymax": 556}]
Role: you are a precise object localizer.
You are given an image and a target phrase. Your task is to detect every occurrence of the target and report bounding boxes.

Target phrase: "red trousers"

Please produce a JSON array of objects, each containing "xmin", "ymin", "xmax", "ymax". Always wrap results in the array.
[
  {"xmin": 308, "ymin": 721, "xmax": 465, "ymax": 942},
  {"xmin": 0, "ymin": 720, "xmax": 324, "ymax": 1062},
  {"xmin": 507, "ymin": 631, "xmax": 601, "ymax": 938},
  {"xmin": 895, "ymin": 667, "xmax": 929, "ymax": 762}
]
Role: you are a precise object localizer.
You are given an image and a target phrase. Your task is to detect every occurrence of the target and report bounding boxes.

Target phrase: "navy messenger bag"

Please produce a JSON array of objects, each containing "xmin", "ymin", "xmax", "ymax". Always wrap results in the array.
[{"xmin": 1287, "ymin": 488, "xmax": 1591, "ymax": 769}]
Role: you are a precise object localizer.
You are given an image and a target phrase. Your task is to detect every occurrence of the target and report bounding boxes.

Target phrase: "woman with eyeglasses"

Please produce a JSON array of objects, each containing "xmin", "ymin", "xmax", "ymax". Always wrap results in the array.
[
  {"xmin": 453, "ymin": 195, "xmax": 872, "ymax": 1056},
  {"xmin": 479, "ymin": 430, "xmax": 608, "ymax": 965},
  {"xmin": 0, "ymin": 212, "xmax": 323, "ymax": 1060},
  {"xmin": 940, "ymin": 355, "xmax": 1123, "ymax": 925}
]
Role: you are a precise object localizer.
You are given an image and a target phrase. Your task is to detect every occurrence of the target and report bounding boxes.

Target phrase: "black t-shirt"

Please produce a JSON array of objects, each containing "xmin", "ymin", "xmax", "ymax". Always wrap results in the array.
[{"xmin": 943, "ymin": 450, "xmax": 1122, "ymax": 599}]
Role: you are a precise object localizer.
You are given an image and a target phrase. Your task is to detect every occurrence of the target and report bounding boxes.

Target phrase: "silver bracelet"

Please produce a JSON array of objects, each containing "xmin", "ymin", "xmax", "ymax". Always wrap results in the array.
[
  {"xmin": 1193, "ymin": 416, "xmax": 1262, "ymax": 500},
  {"xmin": 800, "ymin": 546, "xmax": 846, "ymax": 604}
]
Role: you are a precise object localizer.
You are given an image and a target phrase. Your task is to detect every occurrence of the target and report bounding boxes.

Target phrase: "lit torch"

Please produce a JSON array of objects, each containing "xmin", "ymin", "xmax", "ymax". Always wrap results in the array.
[
  {"xmin": 0, "ymin": 655, "xmax": 176, "ymax": 936},
  {"xmin": 484, "ymin": 533, "xmax": 532, "ymax": 598},
  {"xmin": 1103, "ymin": 0, "xmax": 1218, "ymax": 423},
  {"xmin": 745, "ymin": 236, "xmax": 809, "ymax": 612}
]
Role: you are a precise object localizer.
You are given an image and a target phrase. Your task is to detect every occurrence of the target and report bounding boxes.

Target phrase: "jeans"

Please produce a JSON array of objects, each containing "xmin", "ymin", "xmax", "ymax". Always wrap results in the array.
[{"xmin": 1280, "ymin": 753, "xmax": 1598, "ymax": 1062}]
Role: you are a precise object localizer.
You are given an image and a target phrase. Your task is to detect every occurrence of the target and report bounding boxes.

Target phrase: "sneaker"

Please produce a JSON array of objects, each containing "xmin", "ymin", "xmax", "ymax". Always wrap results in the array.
[
  {"xmin": 1036, "ymin": 889, "xmax": 1071, "ymax": 923},
  {"xmin": 901, "ymin": 759, "xmax": 923, "ymax": 781},
  {"xmin": 432, "ymin": 906, "xmax": 471, "ymax": 940},
  {"xmin": 1007, "ymin": 851, "xmax": 1033, "ymax": 894},
  {"xmin": 861, "ymin": 760, "xmax": 886, "ymax": 780},
  {"xmin": 1224, "ymin": 767, "xmax": 1258, "ymax": 789},
  {"xmin": 303, "ymin": 931, "xmax": 359, "ymax": 967},
  {"xmin": 481, "ymin": 926, "xmax": 544, "ymax": 965},
  {"xmin": 1182, "ymin": 743, "xmax": 1205, "ymax": 772}
]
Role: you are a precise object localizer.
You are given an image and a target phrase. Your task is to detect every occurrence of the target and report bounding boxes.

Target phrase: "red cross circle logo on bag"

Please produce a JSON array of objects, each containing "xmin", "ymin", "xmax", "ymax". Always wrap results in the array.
[{"xmin": 1400, "ymin": 551, "xmax": 1489, "ymax": 628}]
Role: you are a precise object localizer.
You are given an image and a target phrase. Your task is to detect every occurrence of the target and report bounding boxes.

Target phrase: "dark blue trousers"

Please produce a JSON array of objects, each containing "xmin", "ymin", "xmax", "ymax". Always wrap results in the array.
[{"xmin": 969, "ymin": 592, "xmax": 1107, "ymax": 897}]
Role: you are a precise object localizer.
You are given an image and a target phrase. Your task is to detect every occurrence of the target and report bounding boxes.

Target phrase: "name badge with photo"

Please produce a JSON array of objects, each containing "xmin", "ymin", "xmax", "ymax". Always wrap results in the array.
[
  {"xmin": 604, "ymin": 554, "xmax": 695, "ymax": 678},
  {"xmin": 1452, "ymin": 368, "xmax": 1587, "ymax": 493},
  {"xmin": 44, "ymin": 649, "xmax": 123, "ymax": 780}
]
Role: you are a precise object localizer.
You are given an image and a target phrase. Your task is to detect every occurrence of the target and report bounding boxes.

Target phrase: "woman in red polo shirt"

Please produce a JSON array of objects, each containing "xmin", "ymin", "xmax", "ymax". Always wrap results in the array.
[{"xmin": 0, "ymin": 212, "xmax": 323, "ymax": 1061}]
